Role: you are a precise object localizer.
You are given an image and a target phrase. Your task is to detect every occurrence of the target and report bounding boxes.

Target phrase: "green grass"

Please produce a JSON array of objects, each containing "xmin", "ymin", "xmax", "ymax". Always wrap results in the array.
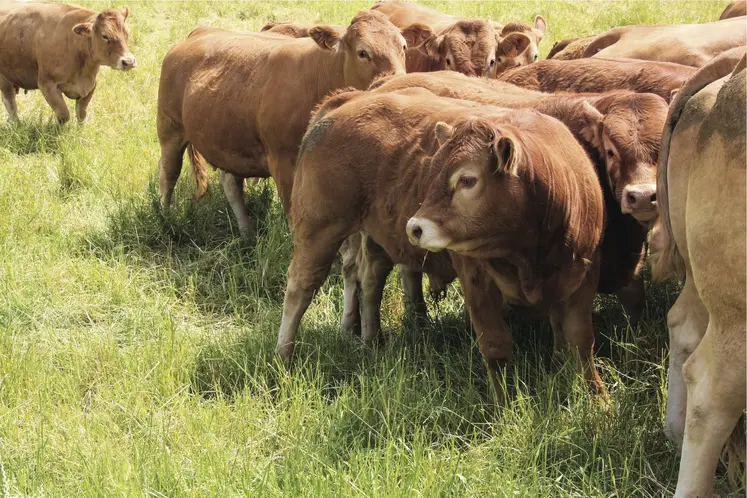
[{"xmin": 0, "ymin": 0, "xmax": 734, "ymax": 496}]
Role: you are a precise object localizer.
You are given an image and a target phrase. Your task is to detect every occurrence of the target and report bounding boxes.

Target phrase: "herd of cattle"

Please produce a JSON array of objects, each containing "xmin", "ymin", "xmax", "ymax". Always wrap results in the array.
[{"xmin": 0, "ymin": 0, "xmax": 744, "ymax": 495}]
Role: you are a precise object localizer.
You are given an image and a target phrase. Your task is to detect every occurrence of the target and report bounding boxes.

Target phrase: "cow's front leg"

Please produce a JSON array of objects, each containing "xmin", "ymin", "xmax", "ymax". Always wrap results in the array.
[
  {"xmin": 0, "ymin": 75, "xmax": 18, "ymax": 123},
  {"xmin": 38, "ymin": 77, "xmax": 69, "ymax": 124},
  {"xmin": 75, "ymin": 84, "xmax": 96, "ymax": 123},
  {"xmin": 452, "ymin": 255, "xmax": 512, "ymax": 404}
]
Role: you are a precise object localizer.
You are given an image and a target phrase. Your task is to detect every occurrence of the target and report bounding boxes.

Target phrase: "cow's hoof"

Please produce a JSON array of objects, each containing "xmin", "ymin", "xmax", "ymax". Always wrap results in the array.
[{"xmin": 276, "ymin": 342, "xmax": 295, "ymax": 359}]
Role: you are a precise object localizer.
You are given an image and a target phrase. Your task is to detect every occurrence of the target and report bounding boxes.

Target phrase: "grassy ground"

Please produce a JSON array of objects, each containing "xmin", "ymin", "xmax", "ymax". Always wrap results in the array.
[{"xmin": 0, "ymin": 0, "xmax": 736, "ymax": 496}]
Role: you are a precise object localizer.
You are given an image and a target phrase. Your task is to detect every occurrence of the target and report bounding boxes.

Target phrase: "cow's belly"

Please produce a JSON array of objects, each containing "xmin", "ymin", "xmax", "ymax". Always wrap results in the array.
[
  {"xmin": 0, "ymin": 53, "xmax": 38, "ymax": 89},
  {"xmin": 60, "ymin": 79, "xmax": 95, "ymax": 100}
]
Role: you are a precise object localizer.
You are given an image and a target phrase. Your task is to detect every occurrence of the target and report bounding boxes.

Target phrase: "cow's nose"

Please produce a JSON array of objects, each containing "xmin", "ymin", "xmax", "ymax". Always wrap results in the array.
[
  {"xmin": 120, "ymin": 55, "xmax": 136, "ymax": 70},
  {"xmin": 622, "ymin": 183, "xmax": 657, "ymax": 212},
  {"xmin": 406, "ymin": 218, "xmax": 423, "ymax": 243}
]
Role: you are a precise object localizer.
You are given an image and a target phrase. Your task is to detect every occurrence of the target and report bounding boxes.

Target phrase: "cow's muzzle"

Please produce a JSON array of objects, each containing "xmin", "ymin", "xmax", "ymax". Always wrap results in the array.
[
  {"xmin": 118, "ymin": 55, "xmax": 136, "ymax": 70},
  {"xmin": 406, "ymin": 217, "xmax": 450, "ymax": 251},
  {"xmin": 621, "ymin": 183, "xmax": 657, "ymax": 222}
]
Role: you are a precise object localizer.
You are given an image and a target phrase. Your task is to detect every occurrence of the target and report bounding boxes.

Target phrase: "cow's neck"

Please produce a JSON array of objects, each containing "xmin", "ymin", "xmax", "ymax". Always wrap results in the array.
[
  {"xmin": 317, "ymin": 49, "xmax": 348, "ymax": 95},
  {"xmin": 73, "ymin": 26, "xmax": 101, "ymax": 80}
]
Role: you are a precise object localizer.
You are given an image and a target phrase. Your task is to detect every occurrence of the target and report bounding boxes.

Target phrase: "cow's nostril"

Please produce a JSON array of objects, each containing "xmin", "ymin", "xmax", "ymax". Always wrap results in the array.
[
  {"xmin": 627, "ymin": 193, "xmax": 637, "ymax": 205},
  {"xmin": 650, "ymin": 193, "xmax": 657, "ymax": 203},
  {"xmin": 412, "ymin": 226, "xmax": 422, "ymax": 239}
]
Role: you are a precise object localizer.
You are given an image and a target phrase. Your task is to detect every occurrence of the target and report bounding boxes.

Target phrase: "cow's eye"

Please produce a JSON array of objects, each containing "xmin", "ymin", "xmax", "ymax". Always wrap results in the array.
[
  {"xmin": 102, "ymin": 34, "xmax": 109, "ymax": 42},
  {"xmin": 489, "ymin": 59, "xmax": 495, "ymax": 67},
  {"xmin": 445, "ymin": 57, "xmax": 451, "ymax": 66},
  {"xmin": 358, "ymin": 49, "xmax": 369, "ymax": 59},
  {"xmin": 533, "ymin": 53, "xmax": 539, "ymax": 61},
  {"xmin": 607, "ymin": 149, "xmax": 615, "ymax": 158},
  {"xmin": 403, "ymin": 44, "xmax": 407, "ymax": 52},
  {"xmin": 456, "ymin": 176, "xmax": 477, "ymax": 190}
]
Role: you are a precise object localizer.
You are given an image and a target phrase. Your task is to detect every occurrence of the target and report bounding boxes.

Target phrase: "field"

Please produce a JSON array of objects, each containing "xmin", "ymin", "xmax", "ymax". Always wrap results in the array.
[{"xmin": 0, "ymin": 0, "xmax": 736, "ymax": 496}]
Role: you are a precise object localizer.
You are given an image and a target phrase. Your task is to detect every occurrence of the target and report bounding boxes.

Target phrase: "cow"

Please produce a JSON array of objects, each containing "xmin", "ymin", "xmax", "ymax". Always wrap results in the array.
[
  {"xmin": 497, "ymin": 57, "xmax": 696, "ymax": 103},
  {"xmin": 157, "ymin": 10, "xmax": 430, "ymax": 235},
  {"xmin": 371, "ymin": 1, "xmax": 546, "ymax": 76},
  {"xmin": 649, "ymin": 48, "xmax": 746, "ymax": 498},
  {"xmin": 582, "ymin": 17, "xmax": 746, "ymax": 67},
  {"xmin": 0, "ymin": 1, "xmax": 135, "ymax": 124},
  {"xmin": 547, "ymin": 35, "xmax": 595, "ymax": 60},
  {"xmin": 365, "ymin": 71, "xmax": 668, "ymax": 325},
  {"xmin": 720, "ymin": 0, "xmax": 746, "ymax": 19},
  {"xmin": 277, "ymin": 88, "xmax": 606, "ymax": 402}
]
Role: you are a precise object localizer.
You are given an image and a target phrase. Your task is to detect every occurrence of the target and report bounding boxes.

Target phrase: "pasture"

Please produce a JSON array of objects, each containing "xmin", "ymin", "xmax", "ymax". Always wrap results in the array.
[{"xmin": 0, "ymin": 0, "xmax": 736, "ymax": 496}]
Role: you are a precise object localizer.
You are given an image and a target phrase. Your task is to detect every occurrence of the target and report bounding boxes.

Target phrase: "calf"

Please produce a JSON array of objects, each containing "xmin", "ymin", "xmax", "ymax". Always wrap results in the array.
[
  {"xmin": 583, "ymin": 17, "xmax": 746, "ymax": 67},
  {"xmin": 157, "ymin": 10, "xmax": 429, "ymax": 235},
  {"xmin": 369, "ymin": 71, "xmax": 668, "ymax": 323},
  {"xmin": 0, "ymin": 1, "xmax": 135, "ymax": 123},
  {"xmin": 650, "ymin": 48, "xmax": 746, "ymax": 498},
  {"xmin": 372, "ymin": 1, "xmax": 545, "ymax": 76},
  {"xmin": 498, "ymin": 57, "xmax": 696, "ymax": 103},
  {"xmin": 279, "ymin": 89, "xmax": 606, "ymax": 401}
]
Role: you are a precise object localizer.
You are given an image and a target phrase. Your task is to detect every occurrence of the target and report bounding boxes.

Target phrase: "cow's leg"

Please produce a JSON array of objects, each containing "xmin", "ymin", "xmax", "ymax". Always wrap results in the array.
[
  {"xmin": 615, "ymin": 275, "xmax": 645, "ymax": 327},
  {"xmin": 549, "ymin": 312, "xmax": 567, "ymax": 361},
  {"xmin": 358, "ymin": 234, "xmax": 394, "ymax": 343},
  {"xmin": 674, "ymin": 317, "xmax": 746, "ymax": 498},
  {"xmin": 219, "ymin": 171, "xmax": 253, "ymax": 237},
  {"xmin": 38, "ymin": 77, "xmax": 69, "ymax": 124},
  {"xmin": 277, "ymin": 227, "xmax": 347, "ymax": 359},
  {"xmin": 400, "ymin": 267, "xmax": 428, "ymax": 328},
  {"xmin": 157, "ymin": 129, "xmax": 187, "ymax": 211},
  {"xmin": 452, "ymin": 255, "xmax": 512, "ymax": 404},
  {"xmin": 0, "ymin": 75, "xmax": 18, "ymax": 123},
  {"xmin": 75, "ymin": 84, "xmax": 96, "ymax": 124},
  {"xmin": 339, "ymin": 233, "xmax": 361, "ymax": 336},
  {"xmin": 664, "ymin": 277, "xmax": 709, "ymax": 446},
  {"xmin": 550, "ymin": 278, "xmax": 606, "ymax": 396}
]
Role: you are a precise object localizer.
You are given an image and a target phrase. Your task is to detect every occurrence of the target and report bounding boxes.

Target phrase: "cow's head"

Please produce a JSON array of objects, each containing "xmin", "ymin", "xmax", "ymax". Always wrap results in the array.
[
  {"xmin": 583, "ymin": 92, "xmax": 668, "ymax": 224},
  {"xmin": 418, "ymin": 20, "xmax": 501, "ymax": 78},
  {"xmin": 494, "ymin": 17, "xmax": 547, "ymax": 75},
  {"xmin": 73, "ymin": 7, "xmax": 135, "ymax": 70},
  {"xmin": 309, "ymin": 10, "xmax": 431, "ymax": 89}
]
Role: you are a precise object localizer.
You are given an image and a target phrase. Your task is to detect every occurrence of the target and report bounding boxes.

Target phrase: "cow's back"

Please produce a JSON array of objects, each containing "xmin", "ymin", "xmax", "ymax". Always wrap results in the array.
[{"xmin": 372, "ymin": 1, "xmax": 455, "ymax": 31}]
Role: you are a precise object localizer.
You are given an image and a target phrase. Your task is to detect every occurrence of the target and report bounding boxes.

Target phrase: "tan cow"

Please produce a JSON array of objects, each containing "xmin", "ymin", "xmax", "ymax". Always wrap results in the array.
[
  {"xmin": 367, "ymin": 72, "xmax": 667, "ymax": 326},
  {"xmin": 720, "ymin": 0, "xmax": 746, "ymax": 19},
  {"xmin": 583, "ymin": 17, "xmax": 746, "ymax": 67},
  {"xmin": 650, "ymin": 48, "xmax": 746, "ymax": 497},
  {"xmin": 157, "ymin": 11, "xmax": 430, "ymax": 235},
  {"xmin": 547, "ymin": 35, "xmax": 595, "ymax": 60},
  {"xmin": 279, "ymin": 88, "xmax": 606, "ymax": 401},
  {"xmin": 0, "ymin": 1, "xmax": 135, "ymax": 123},
  {"xmin": 371, "ymin": 1, "xmax": 545, "ymax": 76},
  {"xmin": 261, "ymin": 22, "xmax": 344, "ymax": 38},
  {"xmin": 498, "ymin": 57, "xmax": 696, "ymax": 103}
]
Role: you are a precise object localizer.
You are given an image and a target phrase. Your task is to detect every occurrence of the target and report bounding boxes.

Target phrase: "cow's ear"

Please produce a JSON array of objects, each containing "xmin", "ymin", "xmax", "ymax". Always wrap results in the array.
[
  {"xmin": 401, "ymin": 22, "xmax": 433, "ymax": 48},
  {"xmin": 434, "ymin": 121, "xmax": 453, "ymax": 146},
  {"xmin": 492, "ymin": 134, "xmax": 519, "ymax": 176},
  {"xmin": 496, "ymin": 33, "xmax": 531, "ymax": 59},
  {"xmin": 121, "ymin": 6, "xmax": 130, "ymax": 20},
  {"xmin": 73, "ymin": 22, "xmax": 93, "ymax": 36},
  {"xmin": 422, "ymin": 34, "xmax": 444, "ymax": 57},
  {"xmin": 578, "ymin": 102, "xmax": 605, "ymax": 150},
  {"xmin": 534, "ymin": 15, "xmax": 547, "ymax": 41},
  {"xmin": 309, "ymin": 25, "xmax": 341, "ymax": 51}
]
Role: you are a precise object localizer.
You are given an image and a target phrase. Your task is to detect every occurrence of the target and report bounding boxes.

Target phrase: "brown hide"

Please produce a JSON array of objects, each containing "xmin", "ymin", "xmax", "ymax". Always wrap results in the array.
[{"xmin": 720, "ymin": 0, "xmax": 746, "ymax": 19}]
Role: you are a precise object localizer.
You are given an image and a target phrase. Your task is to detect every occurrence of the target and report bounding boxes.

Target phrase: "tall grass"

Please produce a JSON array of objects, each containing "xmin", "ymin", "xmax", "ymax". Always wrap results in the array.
[{"xmin": 0, "ymin": 0, "xmax": 733, "ymax": 496}]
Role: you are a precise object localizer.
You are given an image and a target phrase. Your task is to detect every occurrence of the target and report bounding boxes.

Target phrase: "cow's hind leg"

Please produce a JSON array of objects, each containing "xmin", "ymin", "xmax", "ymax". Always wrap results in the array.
[
  {"xmin": 277, "ymin": 226, "xmax": 348, "ymax": 359},
  {"xmin": 615, "ymin": 275, "xmax": 645, "ymax": 327},
  {"xmin": 358, "ymin": 234, "xmax": 394, "ymax": 344},
  {"xmin": 219, "ymin": 171, "xmax": 253, "ymax": 237},
  {"xmin": 339, "ymin": 233, "xmax": 362, "ymax": 336},
  {"xmin": 158, "ymin": 125, "xmax": 187, "ymax": 211},
  {"xmin": 675, "ymin": 317, "xmax": 746, "ymax": 497},
  {"xmin": 400, "ymin": 267, "xmax": 428, "ymax": 329},
  {"xmin": 664, "ymin": 277, "xmax": 709, "ymax": 446},
  {"xmin": 0, "ymin": 75, "xmax": 18, "ymax": 123}
]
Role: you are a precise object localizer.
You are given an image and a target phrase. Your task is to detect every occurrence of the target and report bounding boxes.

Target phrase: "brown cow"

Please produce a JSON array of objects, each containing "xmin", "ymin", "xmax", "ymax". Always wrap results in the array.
[
  {"xmin": 371, "ymin": 1, "xmax": 545, "ymax": 76},
  {"xmin": 261, "ymin": 22, "xmax": 344, "ymax": 38},
  {"xmin": 157, "ymin": 11, "xmax": 430, "ymax": 235},
  {"xmin": 583, "ymin": 17, "xmax": 746, "ymax": 67},
  {"xmin": 369, "ymin": 72, "xmax": 667, "ymax": 318},
  {"xmin": 0, "ymin": 1, "xmax": 135, "ymax": 124},
  {"xmin": 547, "ymin": 35, "xmax": 595, "ymax": 60},
  {"xmin": 720, "ymin": 0, "xmax": 746, "ymax": 19},
  {"xmin": 497, "ymin": 57, "xmax": 696, "ymax": 103},
  {"xmin": 279, "ymin": 88, "xmax": 605, "ymax": 401},
  {"xmin": 650, "ymin": 49, "xmax": 746, "ymax": 498}
]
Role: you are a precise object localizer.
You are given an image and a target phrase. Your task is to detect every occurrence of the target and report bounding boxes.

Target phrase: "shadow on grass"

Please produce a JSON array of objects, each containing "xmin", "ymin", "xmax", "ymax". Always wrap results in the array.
[{"xmin": 0, "ymin": 120, "xmax": 69, "ymax": 156}]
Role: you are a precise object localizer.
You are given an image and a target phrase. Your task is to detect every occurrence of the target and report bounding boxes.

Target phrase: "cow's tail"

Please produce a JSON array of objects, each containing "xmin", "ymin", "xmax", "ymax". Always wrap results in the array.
[
  {"xmin": 582, "ymin": 30, "xmax": 623, "ymax": 58},
  {"xmin": 724, "ymin": 416, "xmax": 746, "ymax": 491},
  {"xmin": 187, "ymin": 143, "xmax": 209, "ymax": 200},
  {"xmin": 650, "ymin": 48, "xmax": 746, "ymax": 281}
]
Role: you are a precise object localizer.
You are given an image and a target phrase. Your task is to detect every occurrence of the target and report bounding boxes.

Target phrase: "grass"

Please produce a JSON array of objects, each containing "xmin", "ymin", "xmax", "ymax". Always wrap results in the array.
[{"xmin": 0, "ymin": 0, "xmax": 735, "ymax": 496}]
